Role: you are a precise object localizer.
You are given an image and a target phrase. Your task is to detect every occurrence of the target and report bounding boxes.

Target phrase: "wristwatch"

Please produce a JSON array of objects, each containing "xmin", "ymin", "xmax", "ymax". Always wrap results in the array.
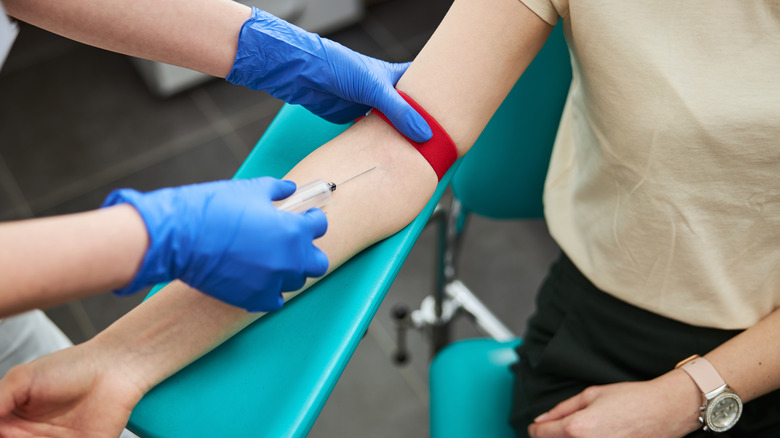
[{"xmin": 675, "ymin": 354, "xmax": 743, "ymax": 433}]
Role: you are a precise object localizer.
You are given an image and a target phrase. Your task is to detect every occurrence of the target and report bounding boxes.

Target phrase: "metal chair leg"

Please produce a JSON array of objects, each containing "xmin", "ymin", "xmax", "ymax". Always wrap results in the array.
[{"xmin": 391, "ymin": 195, "xmax": 514, "ymax": 364}]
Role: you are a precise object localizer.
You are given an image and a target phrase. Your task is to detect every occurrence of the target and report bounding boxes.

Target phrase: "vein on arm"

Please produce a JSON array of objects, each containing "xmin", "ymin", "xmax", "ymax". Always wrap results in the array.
[{"xmin": 91, "ymin": 0, "xmax": 554, "ymax": 394}]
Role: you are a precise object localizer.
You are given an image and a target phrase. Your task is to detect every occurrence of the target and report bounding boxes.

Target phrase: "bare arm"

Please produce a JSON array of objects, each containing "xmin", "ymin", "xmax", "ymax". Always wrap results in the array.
[
  {"xmin": 30, "ymin": 0, "xmax": 776, "ymax": 436},
  {"xmin": 3, "ymin": 0, "xmax": 249, "ymax": 77},
  {"xmin": 528, "ymin": 308, "xmax": 780, "ymax": 438},
  {"xmin": 97, "ymin": 0, "xmax": 553, "ymax": 394},
  {"xmin": 0, "ymin": 1, "xmax": 552, "ymax": 435},
  {"xmin": 0, "ymin": 205, "xmax": 147, "ymax": 316}
]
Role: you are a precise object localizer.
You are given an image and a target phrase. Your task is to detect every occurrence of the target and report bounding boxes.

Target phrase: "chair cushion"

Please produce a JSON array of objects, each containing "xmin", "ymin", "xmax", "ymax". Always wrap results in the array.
[{"xmin": 430, "ymin": 338, "xmax": 522, "ymax": 438}]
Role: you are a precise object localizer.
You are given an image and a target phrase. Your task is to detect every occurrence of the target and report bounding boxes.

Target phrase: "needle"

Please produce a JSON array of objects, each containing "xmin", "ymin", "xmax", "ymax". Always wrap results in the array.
[
  {"xmin": 278, "ymin": 166, "xmax": 377, "ymax": 213},
  {"xmin": 328, "ymin": 166, "xmax": 376, "ymax": 191}
]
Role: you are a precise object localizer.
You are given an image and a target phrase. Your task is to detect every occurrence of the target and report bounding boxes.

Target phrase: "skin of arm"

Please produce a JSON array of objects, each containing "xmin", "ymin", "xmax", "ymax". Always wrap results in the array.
[
  {"xmin": 6, "ymin": 1, "xmax": 776, "ymax": 437},
  {"xmin": 0, "ymin": 205, "xmax": 148, "ymax": 317},
  {"xmin": 0, "ymin": 0, "xmax": 552, "ymax": 436},
  {"xmin": 2, "ymin": 0, "xmax": 250, "ymax": 78},
  {"xmin": 108, "ymin": 0, "xmax": 552, "ymax": 391},
  {"xmin": 528, "ymin": 309, "xmax": 780, "ymax": 438}
]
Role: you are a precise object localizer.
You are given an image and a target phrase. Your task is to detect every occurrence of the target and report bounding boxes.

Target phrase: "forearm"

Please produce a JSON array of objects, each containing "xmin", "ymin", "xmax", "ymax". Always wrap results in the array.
[
  {"xmin": 92, "ymin": 115, "xmax": 439, "ymax": 392},
  {"xmin": 703, "ymin": 307, "xmax": 780, "ymax": 402},
  {"xmin": 3, "ymin": 0, "xmax": 249, "ymax": 77},
  {"xmin": 638, "ymin": 307, "xmax": 780, "ymax": 435},
  {"xmin": 88, "ymin": 0, "xmax": 552, "ymax": 394},
  {"xmin": 0, "ymin": 205, "xmax": 147, "ymax": 316}
]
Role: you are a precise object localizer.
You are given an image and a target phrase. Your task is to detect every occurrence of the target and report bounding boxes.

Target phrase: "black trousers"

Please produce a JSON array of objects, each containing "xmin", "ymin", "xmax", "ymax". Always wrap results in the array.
[{"xmin": 509, "ymin": 253, "xmax": 780, "ymax": 437}]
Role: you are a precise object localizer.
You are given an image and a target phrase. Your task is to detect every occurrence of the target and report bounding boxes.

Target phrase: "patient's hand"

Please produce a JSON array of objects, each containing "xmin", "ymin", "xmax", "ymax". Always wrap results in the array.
[{"xmin": 0, "ymin": 343, "xmax": 145, "ymax": 438}]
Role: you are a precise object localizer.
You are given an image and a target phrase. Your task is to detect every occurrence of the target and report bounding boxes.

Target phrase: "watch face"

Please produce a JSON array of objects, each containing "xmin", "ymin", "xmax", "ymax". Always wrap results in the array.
[{"xmin": 706, "ymin": 393, "xmax": 743, "ymax": 433}]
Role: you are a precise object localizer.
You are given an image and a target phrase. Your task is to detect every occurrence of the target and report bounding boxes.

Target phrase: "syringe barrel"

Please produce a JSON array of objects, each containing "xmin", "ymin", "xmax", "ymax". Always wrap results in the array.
[{"xmin": 276, "ymin": 179, "xmax": 332, "ymax": 214}]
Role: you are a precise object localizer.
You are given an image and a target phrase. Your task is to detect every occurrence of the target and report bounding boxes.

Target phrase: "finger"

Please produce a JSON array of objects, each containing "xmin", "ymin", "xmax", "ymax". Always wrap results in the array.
[
  {"xmin": 244, "ymin": 277, "xmax": 285, "ymax": 312},
  {"xmin": 0, "ymin": 381, "xmax": 15, "ymax": 418},
  {"xmin": 281, "ymin": 275, "xmax": 307, "ymax": 294},
  {"xmin": 376, "ymin": 89, "xmax": 432, "ymax": 143},
  {"xmin": 385, "ymin": 61, "xmax": 411, "ymax": 85},
  {"xmin": 535, "ymin": 391, "xmax": 591, "ymax": 423},
  {"xmin": 528, "ymin": 417, "xmax": 570, "ymax": 438},
  {"xmin": 301, "ymin": 208, "xmax": 328, "ymax": 239},
  {"xmin": 304, "ymin": 247, "xmax": 329, "ymax": 278},
  {"xmin": 267, "ymin": 178, "xmax": 297, "ymax": 201},
  {"xmin": 247, "ymin": 293, "xmax": 284, "ymax": 313},
  {"xmin": 314, "ymin": 102, "xmax": 371, "ymax": 124},
  {"xmin": 0, "ymin": 369, "xmax": 25, "ymax": 418}
]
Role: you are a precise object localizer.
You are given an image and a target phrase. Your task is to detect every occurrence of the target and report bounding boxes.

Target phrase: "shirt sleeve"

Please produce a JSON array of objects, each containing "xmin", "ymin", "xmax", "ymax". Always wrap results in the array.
[{"xmin": 518, "ymin": 0, "xmax": 561, "ymax": 26}]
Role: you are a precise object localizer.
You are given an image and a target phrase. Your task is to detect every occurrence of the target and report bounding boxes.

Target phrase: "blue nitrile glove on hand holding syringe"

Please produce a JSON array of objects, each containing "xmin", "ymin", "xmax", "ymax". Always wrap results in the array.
[
  {"xmin": 102, "ymin": 177, "xmax": 329, "ymax": 312},
  {"xmin": 226, "ymin": 7, "xmax": 433, "ymax": 143}
]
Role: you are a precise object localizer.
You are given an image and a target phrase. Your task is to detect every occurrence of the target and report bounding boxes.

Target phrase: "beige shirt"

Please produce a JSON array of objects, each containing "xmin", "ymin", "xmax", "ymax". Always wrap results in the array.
[{"xmin": 521, "ymin": 0, "xmax": 780, "ymax": 329}]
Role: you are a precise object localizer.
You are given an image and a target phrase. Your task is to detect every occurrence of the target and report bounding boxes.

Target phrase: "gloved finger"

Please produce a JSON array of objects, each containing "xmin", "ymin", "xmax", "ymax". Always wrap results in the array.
[
  {"xmin": 246, "ymin": 293, "xmax": 284, "ymax": 313},
  {"xmin": 280, "ymin": 275, "xmax": 307, "ymax": 294},
  {"xmin": 301, "ymin": 208, "xmax": 328, "ymax": 239},
  {"xmin": 266, "ymin": 178, "xmax": 297, "ymax": 201},
  {"xmin": 375, "ymin": 89, "xmax": 432, "ymax": 143},
  {"xmin": 306, "ymin": 101, "xmax": 370, "ymax": 125},
  {"xmin": 304, "ymin": 246, "xmax": 329, "ymax": 278},
  {"xmin": 385, "ymin": 61, "xmax": 411, "ymax": 85}
]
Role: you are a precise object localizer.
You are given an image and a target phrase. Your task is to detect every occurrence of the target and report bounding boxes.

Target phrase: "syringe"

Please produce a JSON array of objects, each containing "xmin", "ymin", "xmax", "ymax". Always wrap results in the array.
[{"xmin": 277, "ymin": 166, "xmax": 376, "ymax": 214}]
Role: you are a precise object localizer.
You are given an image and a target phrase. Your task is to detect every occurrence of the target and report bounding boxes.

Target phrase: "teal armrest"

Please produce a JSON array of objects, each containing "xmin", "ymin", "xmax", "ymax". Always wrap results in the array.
[{"xmin": 127, "ymin": 104, "xmax": 458, "ymax": 438}]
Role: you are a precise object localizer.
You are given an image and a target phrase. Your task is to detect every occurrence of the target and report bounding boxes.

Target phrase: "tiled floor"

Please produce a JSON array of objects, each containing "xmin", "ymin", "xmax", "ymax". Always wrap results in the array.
[{"xmin": 0, "ymin": 0, "xmax": 560, "ymax": 436}]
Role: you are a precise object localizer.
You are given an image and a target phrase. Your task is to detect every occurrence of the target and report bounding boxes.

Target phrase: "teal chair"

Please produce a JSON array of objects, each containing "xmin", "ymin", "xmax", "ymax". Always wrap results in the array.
[
  {"xmin": 126, "ymin": 106, "xmax": 460, "ymax": 437},
  {"xmin": 427, "ymin": 24, "xmax": 571, "ymax": 438},
  {"xmin": 127, "ymin": 22, "xmax": 569, "ymax": 438},
  {"xmin": 430, "ymin": 339, "xmax": 522, "ymax": 437}
]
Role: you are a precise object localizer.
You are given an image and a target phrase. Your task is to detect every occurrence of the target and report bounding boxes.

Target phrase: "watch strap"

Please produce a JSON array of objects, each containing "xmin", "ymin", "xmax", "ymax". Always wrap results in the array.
[{"xmin": 677, "ymin": 355, "xmax": 726, "ymax": 395}]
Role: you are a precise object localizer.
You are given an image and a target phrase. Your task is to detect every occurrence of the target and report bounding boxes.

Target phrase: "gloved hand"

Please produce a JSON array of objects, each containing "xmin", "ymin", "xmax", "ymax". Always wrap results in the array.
[
  {"xmin": 226, "ymin": 7, "xmax": 432, "ymax": 143},
  {"xmin": 101, "ymin": 177, "xmax": 329, "ymax": 312}
]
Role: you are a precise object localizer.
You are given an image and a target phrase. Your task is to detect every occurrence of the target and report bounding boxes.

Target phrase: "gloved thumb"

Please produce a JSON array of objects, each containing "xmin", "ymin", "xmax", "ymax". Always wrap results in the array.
[
  {"xmin": 384, "ymin": 61, "xmax": 410, "ymax": 85},
  {"xmin": 301, "ymin": 208, "xmax": 328, "ymax": 239},
  {"xmin": 266, "ymin": 178, "xmax": 297, "ymax": 202},
  {"xmin": 376, "ymin": 89, "xmax": 432, "ymax": 143}
]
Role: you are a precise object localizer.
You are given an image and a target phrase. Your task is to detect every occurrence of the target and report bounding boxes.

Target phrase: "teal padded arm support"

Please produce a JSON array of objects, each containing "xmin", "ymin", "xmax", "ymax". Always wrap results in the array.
[
  {"xmin": 126, "ymin": 104, "xmax": 459, "ymax": 438},
  {"xmin": 430, "ymin": 339, "xmax": 522, "ymax": 438}
]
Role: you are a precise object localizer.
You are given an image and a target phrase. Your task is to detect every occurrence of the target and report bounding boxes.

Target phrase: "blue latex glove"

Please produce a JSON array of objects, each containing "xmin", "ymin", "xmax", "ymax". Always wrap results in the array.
[
  {"xmin": 226, "ymin": 7, "xmax": 432, "ymax": 143},
  {"xmin": 101, "ymin": 177, "xmax": 329, "ymax": 312}
]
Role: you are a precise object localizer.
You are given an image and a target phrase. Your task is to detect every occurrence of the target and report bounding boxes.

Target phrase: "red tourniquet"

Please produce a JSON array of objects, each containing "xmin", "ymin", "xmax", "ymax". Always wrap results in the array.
[{"xmin": 370, "ymin": 91, "xmax": 457, "ymax": 180}]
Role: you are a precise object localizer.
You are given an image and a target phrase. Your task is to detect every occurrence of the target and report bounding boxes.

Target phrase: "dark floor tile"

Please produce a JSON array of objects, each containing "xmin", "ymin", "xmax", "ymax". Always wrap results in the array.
[
  {"xmin": 198, "ymin": 78, "xmax": 283, "ymax": 121},
  {"xmin": 327, "ymin": 23, "xmax": 396, "ymax": 62},
  {"xmin": 309, "ymin": 331, "xmax": 429, "ymax": 438},
  {"xmin": 36, "ymin": 136, "xmax": 240, "ymax": 217},
  {"xmin": 0, "ymin": 23, "xmax": 81, "ymax": 78},
  {"xmin": 232, "ymin": 111, "xmax": 286, "ymax": 160},
  {"xmin": 367, "ymin": 0, "xmax": 452, "ymax": 53},
  {"xmin": 0, "ymin": 211, "xmax": 16, "ymax": 222},
  {"xmin": 0, "ymin": 183, "xmax": 17, "ymax": 220},
  {"xmin": 78, "ymin": 288, "xmax": 148, "ymax": 336},
  {"xmin": 398, "ymin": 32, "xmax": 435, "ymax": 59},
  {"xmin": 0, "ymin": 43, "xmax": 209, "ymax": 205},
  {"xmin": 43, "ymin": 304, "xmax": 85, "ymax": 345},
  {"xmin": 455, "ymin": 217, "xmax": 560, "ymax": 334}
]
